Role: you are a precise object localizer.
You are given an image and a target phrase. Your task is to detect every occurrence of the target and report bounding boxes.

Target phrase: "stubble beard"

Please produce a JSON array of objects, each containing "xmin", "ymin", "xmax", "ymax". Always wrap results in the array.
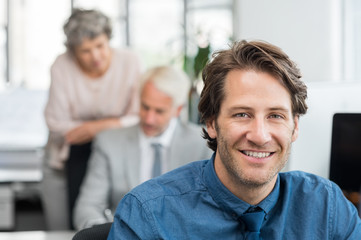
[{"xmin": 215, "ymin": 124, "xmax": 291, "ymax": 189}]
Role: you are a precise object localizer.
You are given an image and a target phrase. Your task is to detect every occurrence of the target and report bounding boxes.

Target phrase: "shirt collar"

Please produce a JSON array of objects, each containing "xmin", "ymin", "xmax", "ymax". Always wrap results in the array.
[
  {"xmin": 139, "ymin": 118, "xmax": 178, "ymax": 147},
  {"xmin": 203, "ymin": 154, "xmax": 280, "ymax": 219}
]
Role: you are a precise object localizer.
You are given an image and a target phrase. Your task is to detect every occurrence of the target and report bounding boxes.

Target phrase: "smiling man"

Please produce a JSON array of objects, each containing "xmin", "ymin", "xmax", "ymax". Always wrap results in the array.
[
  {"xmin": 208, "ymin": 69, "xmax": 298, "ymax": 206},
  {"xmin": 108, "ymin": 40, "xmax": 361, "ymax": 239}
]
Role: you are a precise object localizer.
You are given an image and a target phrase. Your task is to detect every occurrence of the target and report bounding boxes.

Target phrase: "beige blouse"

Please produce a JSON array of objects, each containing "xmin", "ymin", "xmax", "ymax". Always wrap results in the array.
[{"xmin": 44, "ymin": 48, "xmax": 142, "ymax": 169}]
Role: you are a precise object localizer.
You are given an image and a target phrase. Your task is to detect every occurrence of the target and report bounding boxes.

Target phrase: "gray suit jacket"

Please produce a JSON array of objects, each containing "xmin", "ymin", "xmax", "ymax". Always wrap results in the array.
[{"xmin": 73, "ymin": 120, "xmax": 212, "ymax": 229}]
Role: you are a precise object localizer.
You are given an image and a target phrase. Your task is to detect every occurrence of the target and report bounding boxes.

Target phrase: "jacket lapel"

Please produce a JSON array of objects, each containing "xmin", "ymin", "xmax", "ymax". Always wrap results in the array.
[{"xmin": 123, "ymin": 126, "xmax": 141, "ymax": 188}]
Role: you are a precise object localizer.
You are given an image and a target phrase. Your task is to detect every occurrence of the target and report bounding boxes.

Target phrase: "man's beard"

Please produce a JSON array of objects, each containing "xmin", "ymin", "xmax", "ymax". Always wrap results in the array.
[{"xmin": 215, "ymin": 121, "xmax": 291, "ymax": 189}]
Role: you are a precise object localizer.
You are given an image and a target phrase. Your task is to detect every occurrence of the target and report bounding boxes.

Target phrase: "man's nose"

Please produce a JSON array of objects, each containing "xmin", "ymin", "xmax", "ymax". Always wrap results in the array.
[
  {"xmin": 246, "ymin": 119, "xmax": 272, "ymax": 146},
  {"xmin": 143, "ymin": 110, "xmax": 156, "ymax": 124}
]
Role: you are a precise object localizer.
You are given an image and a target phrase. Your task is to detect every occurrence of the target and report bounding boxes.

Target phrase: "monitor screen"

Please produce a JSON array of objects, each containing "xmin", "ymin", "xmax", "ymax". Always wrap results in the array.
[{"xmin": 329, "ymin": 113, "xmax": 361, "ymax": 211}]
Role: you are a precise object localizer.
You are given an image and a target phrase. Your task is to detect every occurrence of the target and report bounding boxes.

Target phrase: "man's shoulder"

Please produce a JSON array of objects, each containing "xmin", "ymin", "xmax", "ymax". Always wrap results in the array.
[
  {"xmin": 281, "ymin": 170, "xmax": 331, "ymax": 183},
  {"xmin": 96, "ymin": 125, "xmax": 138, "ymax": 143},
  {"xmin": 127, "ymin": 160, "xmax": 209, "ymax": 204},
  {"xmin": 175, "ymin": 121, "xmax": 204, "ymax": 139},
  {"xmin": 279, "ymin": 171, "xmax": 336, "ymax": 194}
]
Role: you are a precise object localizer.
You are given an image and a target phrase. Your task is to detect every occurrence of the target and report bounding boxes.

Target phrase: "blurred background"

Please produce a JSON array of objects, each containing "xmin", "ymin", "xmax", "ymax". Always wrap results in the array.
[{"xmin": 1, "ymin": 0, "xmax": 361, "ymax": 231}]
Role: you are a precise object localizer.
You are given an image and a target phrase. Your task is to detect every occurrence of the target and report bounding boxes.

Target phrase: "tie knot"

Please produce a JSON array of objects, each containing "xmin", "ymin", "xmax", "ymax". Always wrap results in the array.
[
  {"xmin": 239, "ymin": 209, "xmax": 265, "ymax": 233},
  {"xmin": 151, "ymin": 143, "xmax": 162, "ymax": 149}
]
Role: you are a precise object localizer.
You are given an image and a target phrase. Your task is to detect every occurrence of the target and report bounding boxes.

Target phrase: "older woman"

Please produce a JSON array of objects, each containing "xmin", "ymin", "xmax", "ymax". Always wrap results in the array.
[{"xmin": 42, "ymin": 9, "xmax": 142, "ymax": 230}]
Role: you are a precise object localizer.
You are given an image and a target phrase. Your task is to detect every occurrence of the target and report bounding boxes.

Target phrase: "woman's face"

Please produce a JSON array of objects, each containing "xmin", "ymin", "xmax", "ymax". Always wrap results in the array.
[{"xmin": 73, "ymin": 33, "xmax": 112, "ymax": 76}]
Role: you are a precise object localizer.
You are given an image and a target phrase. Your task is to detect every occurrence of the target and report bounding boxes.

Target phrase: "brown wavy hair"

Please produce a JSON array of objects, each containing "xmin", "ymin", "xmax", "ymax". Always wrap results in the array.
[{"xmin": 198, "ymin": 40, "xmax": 308, "ymax": 151}]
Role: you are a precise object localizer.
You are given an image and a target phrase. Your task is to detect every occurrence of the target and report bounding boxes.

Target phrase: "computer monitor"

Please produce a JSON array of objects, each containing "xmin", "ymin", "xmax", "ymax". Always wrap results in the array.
[{"xmin": 329, "ymin": 113, "xmax": 361, "ymax": 210}]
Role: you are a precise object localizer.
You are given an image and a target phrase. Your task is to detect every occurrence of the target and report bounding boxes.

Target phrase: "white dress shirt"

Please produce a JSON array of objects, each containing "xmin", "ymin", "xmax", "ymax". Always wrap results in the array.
[{"xmin": 138, "ymin": 118, "xmax": 177, "ymax": 183}]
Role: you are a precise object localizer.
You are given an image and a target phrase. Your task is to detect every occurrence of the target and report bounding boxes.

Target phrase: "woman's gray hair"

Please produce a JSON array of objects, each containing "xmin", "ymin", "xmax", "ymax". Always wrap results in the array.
[
  {"xmin": 63, "ymin": 8, "xmax": 112, "ymax": 52},
  {"xmin": 140, "ymin": 66, "xmax": 191, "ymax": 107}
]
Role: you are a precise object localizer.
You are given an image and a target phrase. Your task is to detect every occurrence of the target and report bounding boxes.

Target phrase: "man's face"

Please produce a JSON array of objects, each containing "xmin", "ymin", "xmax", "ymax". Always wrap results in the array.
[
  {"xmin": 139, "ymin": 81, "xmax": 181, "ymax": 137},
  {"xmin": 73, "ymin": 33, "xmax": 111, "ymax": 75},
  {"xmin": 207, "ymin": 70, "xmax": 299, "ymax": 191}
]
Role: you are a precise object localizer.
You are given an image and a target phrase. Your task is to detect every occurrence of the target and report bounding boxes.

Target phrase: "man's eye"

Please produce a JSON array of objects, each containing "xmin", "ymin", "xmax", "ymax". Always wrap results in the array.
[
  {"xmin": 269, "ymin": 114, "xmax": 283, "ymax": 119},
  {"xmin": 234, "ymin": 113, "xmax": 248, "ymax": 118},
  {"xmin": 156, "ymin": 109, "xmax": 164, "ymax": 114}
]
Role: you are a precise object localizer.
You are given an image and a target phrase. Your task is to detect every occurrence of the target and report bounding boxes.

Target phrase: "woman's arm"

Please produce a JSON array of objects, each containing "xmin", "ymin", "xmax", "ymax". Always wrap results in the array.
[{"xmin": 65, "ymin": 118, "xmax": 120, "ymax": 144}]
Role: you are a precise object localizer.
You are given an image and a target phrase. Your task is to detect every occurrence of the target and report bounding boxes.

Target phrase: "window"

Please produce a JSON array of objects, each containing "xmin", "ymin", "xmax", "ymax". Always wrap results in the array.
[
  {"xmin": 0, "ymin": 0, "xmax": 234, "ymax": 148},
  {"xmin": 0, "ymin": 0, "xmax": 7, "ymax": 90},
  {"xmin": 1, "ymin": 0, "xmax": 234, "ymax": 89},
  {"xmin": 184, "ymin": 0, "xmax": 233, "ymax": 82},
  {"xmin": 343, "ymin": 0, "xmax": 361, "ymax": 81},
  {"xmin": 129, "ymin": 0, "xmax": 184, "ymax": 68},
  {"xmin": 6, "ymin": 0, "xmax": 70, "ymax": 89},
  {"xmin": 185, "ymin": 0, "xmax": 233, "ymax": 58}
]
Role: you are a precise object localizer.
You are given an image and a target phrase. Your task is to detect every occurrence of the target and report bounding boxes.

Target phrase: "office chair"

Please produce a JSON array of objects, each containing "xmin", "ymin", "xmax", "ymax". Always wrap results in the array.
[{"xmin": 72, "ymin": 222, "xmax": 113, "ymax": 240}]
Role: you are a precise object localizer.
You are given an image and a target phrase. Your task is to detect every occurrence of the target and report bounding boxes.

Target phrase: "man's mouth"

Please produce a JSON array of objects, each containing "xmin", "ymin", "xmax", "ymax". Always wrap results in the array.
[
  {"xmin": 241, "ymin": 150, "xmax": 273, "ymax": 158},
  {"xmin": 143, "ymin": 124, "xmax": 155, "ymax": 130}
]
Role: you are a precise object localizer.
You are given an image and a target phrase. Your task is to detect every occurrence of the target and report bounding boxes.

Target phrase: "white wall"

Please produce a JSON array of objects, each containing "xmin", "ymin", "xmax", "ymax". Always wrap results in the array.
[
  {"xmin": 233, "ymin": 0, "xmax": 361, "ymax": 178},
  {"xmin": 233, "ymin": 0, "xmax": 342, "ymax": 82},
  {"xmin": 290, "ymin": 82, "xmax": 361, "ymax": 178}
]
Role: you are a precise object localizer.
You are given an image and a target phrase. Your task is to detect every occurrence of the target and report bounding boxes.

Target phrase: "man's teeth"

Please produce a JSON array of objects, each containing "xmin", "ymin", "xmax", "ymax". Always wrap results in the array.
[{"xmin": 243, "ymin": 151, "xmax": 271, "ymax": 158}]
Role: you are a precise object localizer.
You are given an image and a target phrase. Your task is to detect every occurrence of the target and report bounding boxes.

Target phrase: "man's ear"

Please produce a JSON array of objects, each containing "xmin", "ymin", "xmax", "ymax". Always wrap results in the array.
[
  {"xmin": 291, "ymin": 115, "xmax": 299, "ymax": 142},
  {"xmin": 206, "ymin": 118, "xmax": 217, "ymax": 139}
]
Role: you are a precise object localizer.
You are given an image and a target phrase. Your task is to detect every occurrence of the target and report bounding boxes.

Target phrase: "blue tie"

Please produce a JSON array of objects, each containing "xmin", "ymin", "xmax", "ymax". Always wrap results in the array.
[
  {"xmin": 151, "ymin": 143, "xmax": 162, "ymax": 178},
  {"xmin": 239, "ymin": 209, "xmax": 265, "ymax": 240}
]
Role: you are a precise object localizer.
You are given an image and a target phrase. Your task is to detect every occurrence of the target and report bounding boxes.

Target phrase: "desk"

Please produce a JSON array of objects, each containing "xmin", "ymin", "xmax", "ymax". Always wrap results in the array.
[
  {"xmin": 0, "ymin": 148, "xmax": 44, "ymax": 230},
  {"xmin": 0, "ymin": 231, "xmax": 76, "ymax": 240},
  {"xmin": 0, "ymin": 89, "xmax": 48, "ymax": 230},
  {"xmin": 0, "ymin": 148, "xmax": 43, "ymax": 182}
]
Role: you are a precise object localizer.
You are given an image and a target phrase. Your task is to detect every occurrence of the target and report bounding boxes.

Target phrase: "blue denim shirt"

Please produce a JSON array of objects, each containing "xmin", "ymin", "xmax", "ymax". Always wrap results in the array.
[{"xmin": 108, "ymin": 155, "xmax": 361, "ymax": 239}]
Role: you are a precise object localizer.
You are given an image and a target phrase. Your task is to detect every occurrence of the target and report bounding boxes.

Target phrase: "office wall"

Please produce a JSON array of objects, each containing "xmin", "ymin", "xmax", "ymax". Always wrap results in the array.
[
  {"xmin": 233, "ymin": 0, "xmax": 342, "ymax": 82},
  {"xmin": 291, "ymin": 82, "xmax": 361, "ymax": 178},
  {"xmin": 232, "ymin": 0, "xmax": 359, "ymax": 178}
]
